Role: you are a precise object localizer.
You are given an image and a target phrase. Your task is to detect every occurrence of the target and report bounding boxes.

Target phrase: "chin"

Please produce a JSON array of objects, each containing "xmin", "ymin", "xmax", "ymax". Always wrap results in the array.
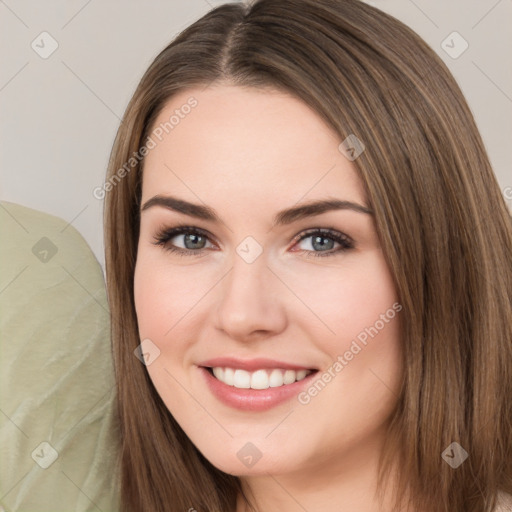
[{"xmin": 195, "ymin": 439, "xmax": 301, "ymax": 477}]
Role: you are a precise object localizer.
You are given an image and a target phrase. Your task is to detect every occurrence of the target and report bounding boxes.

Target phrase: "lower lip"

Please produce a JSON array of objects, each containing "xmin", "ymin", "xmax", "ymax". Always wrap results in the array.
[{"xmin": 199, "ymin": 366, "xmax": 317, "ymax": 412}]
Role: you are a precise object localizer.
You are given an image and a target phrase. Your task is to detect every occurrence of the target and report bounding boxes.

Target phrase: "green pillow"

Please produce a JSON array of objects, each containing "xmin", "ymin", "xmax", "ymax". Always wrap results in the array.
[{"xmin": 0, "ymin": 201, "xmax": 120, "ymax": 512}]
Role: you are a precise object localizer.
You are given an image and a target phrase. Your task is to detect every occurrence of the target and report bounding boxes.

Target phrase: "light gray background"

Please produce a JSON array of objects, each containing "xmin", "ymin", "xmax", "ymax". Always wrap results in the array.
[{"xmin": 1, "ymin": 0, "xmax": 511, "ymax": 272}]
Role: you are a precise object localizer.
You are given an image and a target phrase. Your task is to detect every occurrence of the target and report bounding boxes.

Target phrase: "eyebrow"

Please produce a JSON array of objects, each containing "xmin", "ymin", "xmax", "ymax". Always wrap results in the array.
[{"xmin": 140, "ymin": 194, "xmax": 373, "ymax": 226}]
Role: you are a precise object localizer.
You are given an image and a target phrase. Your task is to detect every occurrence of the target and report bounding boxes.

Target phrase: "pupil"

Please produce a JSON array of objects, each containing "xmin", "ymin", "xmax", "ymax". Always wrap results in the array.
[
  {"xmin": 185, "ymin": 234, "xmax": 205, "ymax": 250},
  {"xmin": 313, "ymin": 235, "xmax": 333, "ymax": 251}
]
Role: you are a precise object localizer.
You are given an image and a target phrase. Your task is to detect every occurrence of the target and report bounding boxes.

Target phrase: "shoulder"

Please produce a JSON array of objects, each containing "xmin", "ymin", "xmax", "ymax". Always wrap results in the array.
[{"xmin": 495, "ymin": 491, "xmax": 512, "ymax": 512}]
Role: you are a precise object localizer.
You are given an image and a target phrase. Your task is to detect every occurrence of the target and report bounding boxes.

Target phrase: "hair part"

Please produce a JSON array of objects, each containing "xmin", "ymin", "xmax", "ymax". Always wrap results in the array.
[{"xmin": 104, "ymin": 1, "xmax": 512, "ymax": 510}]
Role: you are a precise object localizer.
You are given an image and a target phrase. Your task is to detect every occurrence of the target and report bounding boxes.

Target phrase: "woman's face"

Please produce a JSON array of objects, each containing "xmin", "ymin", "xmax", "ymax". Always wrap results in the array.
[{"xmin": 134, "ymin": 84, "xmax": 403, "ymax": 479}]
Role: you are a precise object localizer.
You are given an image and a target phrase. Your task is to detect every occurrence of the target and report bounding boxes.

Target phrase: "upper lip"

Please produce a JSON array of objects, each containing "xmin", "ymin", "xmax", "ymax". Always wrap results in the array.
[{"xmin": 198, "ymin": 357, "xmax": 317, "ymax": 372}]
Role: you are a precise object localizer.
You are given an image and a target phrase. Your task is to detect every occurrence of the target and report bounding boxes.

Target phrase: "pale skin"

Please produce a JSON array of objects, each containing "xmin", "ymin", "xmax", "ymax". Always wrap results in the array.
[{"xmin": 134, "ymin": 84, "xmax": 406, "ymax": 511}]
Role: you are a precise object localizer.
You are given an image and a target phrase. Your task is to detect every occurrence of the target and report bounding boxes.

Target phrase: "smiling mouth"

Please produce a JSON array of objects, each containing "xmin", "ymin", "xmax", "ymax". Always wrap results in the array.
[{"xmin": 204, "ymin": 367, "xmax": 318, "ymax": 390}]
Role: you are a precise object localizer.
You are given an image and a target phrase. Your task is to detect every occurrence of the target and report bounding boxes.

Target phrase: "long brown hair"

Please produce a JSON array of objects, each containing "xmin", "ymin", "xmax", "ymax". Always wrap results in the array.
[{"xmin": 103, "ymin": 0, "xmax": 512, "ymax": 510}]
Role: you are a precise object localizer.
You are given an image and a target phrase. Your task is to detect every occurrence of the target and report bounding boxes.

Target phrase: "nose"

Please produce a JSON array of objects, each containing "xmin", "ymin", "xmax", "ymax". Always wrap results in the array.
[{"xmin": 213, "ymin": 253, "xmax": 288, "ymax": 342}]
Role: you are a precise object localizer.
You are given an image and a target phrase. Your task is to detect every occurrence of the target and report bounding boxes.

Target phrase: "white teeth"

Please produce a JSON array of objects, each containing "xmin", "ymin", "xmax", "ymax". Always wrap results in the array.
[
  {"xmin": 250, "ymin": 369, "xmax": 269, "ymax": 389},
  {"xmin": 269, "ymin": 369, "xmax": 284, "ymax": 387},
  {"xmin": 212, "ymin": 367, "xmax": 224, "ymax": 381},
  {"xmin": 283, "ymin": 369, "xmax": 296, "ymax": 385},
  {"xmin": 210, "ymin": 367, "xmax": 313, "ymax": 389},
  {"xmin": 233, "ymin": 369, "xmax": 251, "ymax": 388},
  {"xmin": 224, "ymin": 367, "xmax": 234, "ymax": 386},
  {"xmin": 296, "ymin": 369, "xmax": 308, "ymax": 381}
]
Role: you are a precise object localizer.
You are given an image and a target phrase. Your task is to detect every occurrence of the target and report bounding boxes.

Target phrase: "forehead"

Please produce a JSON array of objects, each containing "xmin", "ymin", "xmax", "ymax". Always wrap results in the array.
[{"xmin": 141, "ymin": 85, "xmax": 366, "ymax": 210}]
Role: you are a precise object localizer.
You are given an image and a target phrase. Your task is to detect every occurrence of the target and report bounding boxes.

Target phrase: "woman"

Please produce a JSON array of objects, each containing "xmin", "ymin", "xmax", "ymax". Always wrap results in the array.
[{"xmin": 103, "ymin": 0, "xmax": 512, "ymax": 510}]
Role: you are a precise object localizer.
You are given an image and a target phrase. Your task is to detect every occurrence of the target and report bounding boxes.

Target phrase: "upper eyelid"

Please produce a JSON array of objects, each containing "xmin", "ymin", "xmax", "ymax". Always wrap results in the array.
[{"xmin": 295, "ymin": 227, "xmax": 351, "ymax": 240}]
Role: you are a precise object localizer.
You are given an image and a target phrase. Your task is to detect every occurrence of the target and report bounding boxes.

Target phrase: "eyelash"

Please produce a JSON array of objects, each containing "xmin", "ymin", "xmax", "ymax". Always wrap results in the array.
[{"xmin": 151, "ymin": 224, "xmax": 354, "ymax": 259}]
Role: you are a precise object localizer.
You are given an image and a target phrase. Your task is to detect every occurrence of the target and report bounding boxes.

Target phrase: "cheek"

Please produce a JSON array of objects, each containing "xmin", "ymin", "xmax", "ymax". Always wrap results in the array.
[
  {"xmin": 284, "ymin": 250, "xmax": 400, "ymax": 355},
  {"xmin": 133, "ymin": 259, "xmax": 164, "ymax": 339},
  {"xmin": 133, "ymin": 251, "xmax": 211, "ymax": 340},
  {"xmin": 133, "ymin": 253, "xmax": 201, "ymax": 411}
]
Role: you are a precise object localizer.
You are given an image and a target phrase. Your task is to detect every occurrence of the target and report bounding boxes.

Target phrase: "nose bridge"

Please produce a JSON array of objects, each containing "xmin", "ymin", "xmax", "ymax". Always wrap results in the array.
[
  {"xmin": 227, "ymin": 254, "xmax": 263, "ymax": 301},
  {"xmin": 223, "ymin": 246, "xmax": 272, "ymax": 312},
  {"xmin": 214, "ymin": 243, "xmax": 287, "ymax": 339},
  {"xmin": 223, "ymin": 232, "xmax": 270, "ymax": 298}
]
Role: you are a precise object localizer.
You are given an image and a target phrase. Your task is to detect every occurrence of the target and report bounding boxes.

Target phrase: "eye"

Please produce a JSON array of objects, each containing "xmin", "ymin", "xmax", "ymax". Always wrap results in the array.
[
  {"xmin": 152, "ymin": 225, "xmax": 215, "ymax": 257},
  {"xmin": 151, "ymin": 225, "xmax": 354, "ymax": 258},
  {"xmin": 291, "ymin": 228, "xmax": 354, "ymax": 258}
]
